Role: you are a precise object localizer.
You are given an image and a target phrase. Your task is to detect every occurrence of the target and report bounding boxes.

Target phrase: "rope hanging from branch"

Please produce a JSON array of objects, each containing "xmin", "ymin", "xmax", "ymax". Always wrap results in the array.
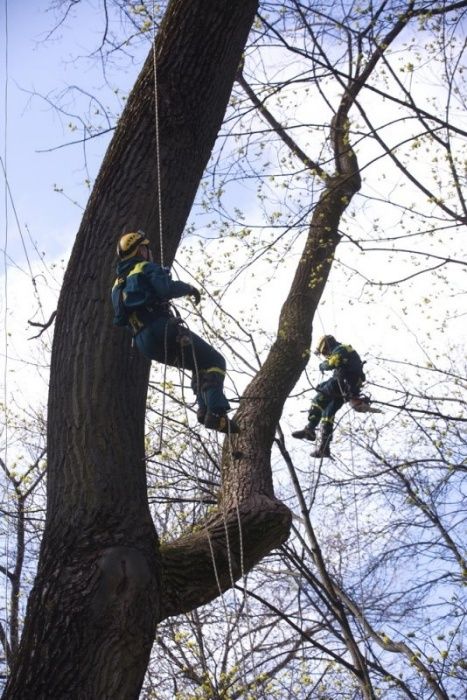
[{"xmin": 152, "ymin": 1, "xmax": 165, "ymax": 268}]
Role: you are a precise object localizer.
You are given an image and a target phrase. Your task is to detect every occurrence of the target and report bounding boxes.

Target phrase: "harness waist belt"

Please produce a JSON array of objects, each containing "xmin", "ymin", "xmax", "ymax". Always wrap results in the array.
[{"xmin": 129, "ymin": 303, "xmax": 171, "ymax": 335}]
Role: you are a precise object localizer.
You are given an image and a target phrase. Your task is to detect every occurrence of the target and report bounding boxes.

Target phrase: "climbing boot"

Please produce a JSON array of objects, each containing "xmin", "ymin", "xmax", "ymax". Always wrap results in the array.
[
  {"xmin": 204, "ymin": 412, "xmax": 240, "ymax": 435},
  {"xmin": 292, "ymin": 425, "xmax": 316, "ymax": 442},
  {"xmin": 312, "ymin": 422, "xmax": 333, "ymax": 458},
  {"xmin": 311, "ymin": 444, "xmax": 332, "ymax": 458}
]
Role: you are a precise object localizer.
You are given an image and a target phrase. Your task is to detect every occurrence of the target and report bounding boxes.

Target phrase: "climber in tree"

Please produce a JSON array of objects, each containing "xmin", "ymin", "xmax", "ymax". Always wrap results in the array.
[
  {"xmin": 111, "ymin": 231, "xmax": 239, "ymax": 435},
  {"xmin": 292, "ymin": 335, "xmax": 366, "ymax": 458}
]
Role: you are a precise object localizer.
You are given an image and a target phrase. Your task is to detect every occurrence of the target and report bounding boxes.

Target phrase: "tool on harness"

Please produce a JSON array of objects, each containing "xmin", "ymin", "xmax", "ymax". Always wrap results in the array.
[
  {"xmin": 349, "ymin": 396, "xmax": 383, "ymax": 414},
  {"xmin": 168, "ymin": 313, "xmax": 192, "ymax": 347}
]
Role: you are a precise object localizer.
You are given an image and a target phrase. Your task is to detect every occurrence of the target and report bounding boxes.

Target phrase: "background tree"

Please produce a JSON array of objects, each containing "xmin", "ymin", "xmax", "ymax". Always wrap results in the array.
[{"xmin": 0, "ymin": 408, "xmax": 46, "ymax": 681}]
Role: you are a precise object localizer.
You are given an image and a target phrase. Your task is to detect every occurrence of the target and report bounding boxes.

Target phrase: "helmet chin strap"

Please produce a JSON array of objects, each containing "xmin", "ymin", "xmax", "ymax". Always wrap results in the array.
[{"xmin": 140, "ymin": 245, "xmax": 153, "ymax": 262}]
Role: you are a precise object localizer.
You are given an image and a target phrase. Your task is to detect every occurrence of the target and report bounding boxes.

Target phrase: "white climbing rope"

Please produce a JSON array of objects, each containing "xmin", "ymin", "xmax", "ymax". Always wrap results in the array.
[
  {"xmin": 151, "ymin": 0, "xmax": 165, "ymax": 268},
  {"xmin": 175, "ymin": 330, "xmax": 253, "ymax": 693},
  {"xmin": 148, "ymin": 5, "xmax": 253, "ymax": 689}
]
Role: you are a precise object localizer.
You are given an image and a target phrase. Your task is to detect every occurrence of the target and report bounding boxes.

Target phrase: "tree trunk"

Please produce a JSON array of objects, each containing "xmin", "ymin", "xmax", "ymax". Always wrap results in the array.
[
  {"xmin": 158, "ymin": 105, "xmax": 362, "ymax": 620},
  {"xmin": 4, "ymin": 0, "xmax": 365, "ymax": 696},
  {"xmin": 3, "ymin": 2, "xmax": 259, "ymax": 698},
  {"xmin": 5, "ymin": 6, "xmax": 364, "ymax": 692}
]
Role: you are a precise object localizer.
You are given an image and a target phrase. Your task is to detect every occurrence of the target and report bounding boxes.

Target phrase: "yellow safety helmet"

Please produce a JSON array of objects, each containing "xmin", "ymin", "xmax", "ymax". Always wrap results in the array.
[
  {"xmin": 116, "ymin": 230, "xmax": 150, "ymax": 260},
  {"xmin": 315, "ymin": 334, "xmax": 337, "ymax": 355}
]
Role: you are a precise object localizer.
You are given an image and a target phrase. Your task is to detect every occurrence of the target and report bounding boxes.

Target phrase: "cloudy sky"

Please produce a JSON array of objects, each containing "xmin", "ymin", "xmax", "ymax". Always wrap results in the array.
[{"xmin": 0, "ymin": 1, "xmax": 146, "ymax": 405}]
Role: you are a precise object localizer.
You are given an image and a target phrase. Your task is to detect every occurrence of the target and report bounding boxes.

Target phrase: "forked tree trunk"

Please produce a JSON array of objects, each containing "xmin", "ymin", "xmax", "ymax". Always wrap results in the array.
[
  {"xmin": 4, "ymin": 2, "xmax": 259, "ymax": 698},
  {"xmin": 4, "ymin": 0, "xmax": 365, "ymax": 697}
]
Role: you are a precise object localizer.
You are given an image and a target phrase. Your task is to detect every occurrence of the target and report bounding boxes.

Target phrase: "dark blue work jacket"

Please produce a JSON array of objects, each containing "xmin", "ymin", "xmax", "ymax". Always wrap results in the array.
[
  {"xmin": 111, "ymin": 257, "xmax": 192, "ymax": 333},
  {"xmin": 318, "ymin": 343, "xmax": 366, "ymax": 396}
]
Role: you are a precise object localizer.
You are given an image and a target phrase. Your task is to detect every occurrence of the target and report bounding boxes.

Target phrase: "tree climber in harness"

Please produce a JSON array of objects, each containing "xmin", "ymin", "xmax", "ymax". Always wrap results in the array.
[
  {"xmin": 111, "ymin": 231, "xmax": 239, "ymax": 435},
  {"xmin": 292, "ymin": 335, "xmax": 367, "ymax": 458}
]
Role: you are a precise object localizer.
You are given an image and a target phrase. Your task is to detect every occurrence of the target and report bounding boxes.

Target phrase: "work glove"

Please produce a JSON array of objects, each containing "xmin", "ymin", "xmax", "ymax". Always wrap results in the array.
[
  {"xmin": 188, "ymin": 286, "xmax": 201, "ymax": 305},
  {"xmin": 319, "ymin": 361, "xmax": 328, "ymax": 372}
]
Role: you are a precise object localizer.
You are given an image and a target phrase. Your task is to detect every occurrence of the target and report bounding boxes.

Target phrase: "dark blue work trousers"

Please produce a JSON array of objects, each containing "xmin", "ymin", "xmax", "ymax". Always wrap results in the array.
[
  {"xmin": 135, "ymin": 315, "xmax": 230, "ymax": 415},
  {"xmin": 308, "ymin": 378, "xmax": 346, "ymax": 429}
]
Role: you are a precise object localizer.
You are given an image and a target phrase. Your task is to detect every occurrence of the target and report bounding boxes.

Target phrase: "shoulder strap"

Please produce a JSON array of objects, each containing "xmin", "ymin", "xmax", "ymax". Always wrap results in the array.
[
  {"xmin": 113, "ymin": 260, "xmax": 149, "ymax": 287},
  {"xmin": 127, "ymin": 261, "xmax": 149, "ymax": 277}
]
